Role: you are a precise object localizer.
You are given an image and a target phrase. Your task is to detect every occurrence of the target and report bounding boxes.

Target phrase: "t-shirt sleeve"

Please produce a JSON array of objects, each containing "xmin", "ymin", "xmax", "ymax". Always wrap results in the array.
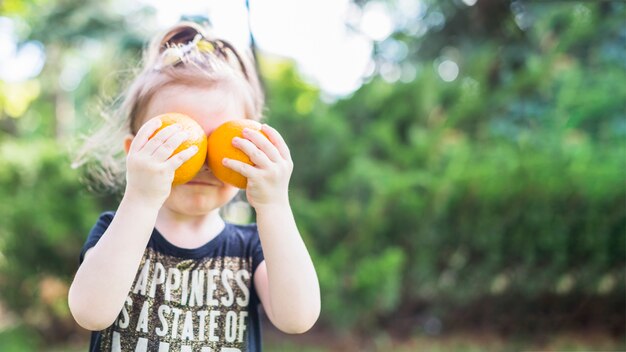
[
  {"xmin": 249, "ymin": 224, "xmax": 265, "ymax": 275},
  {"xmin": 79, "ymin": 211, "xmax": 115, "ymax": 264}
]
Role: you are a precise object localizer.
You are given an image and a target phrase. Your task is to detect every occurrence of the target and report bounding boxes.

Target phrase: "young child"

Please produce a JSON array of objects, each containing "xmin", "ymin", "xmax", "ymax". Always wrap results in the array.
[{"xmin": 68, "ymin": 22, "xmax": 320, "ymax": 352}]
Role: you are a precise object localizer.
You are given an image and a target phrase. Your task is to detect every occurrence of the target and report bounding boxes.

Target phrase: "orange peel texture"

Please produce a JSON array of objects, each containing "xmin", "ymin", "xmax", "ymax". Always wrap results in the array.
[
  {"xmin": 149, "ymin": 113, "xmax": 207, "ymax": 185},
  {"xmin": 207, "ymin": 119, "xmax": 268, "ymax": 189}
]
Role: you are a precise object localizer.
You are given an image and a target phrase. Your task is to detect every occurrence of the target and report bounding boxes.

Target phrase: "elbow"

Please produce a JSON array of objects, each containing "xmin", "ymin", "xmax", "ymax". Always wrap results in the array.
[
  {"xmin": 280, "ymin": 323, "xmax": 316, "ymax": 335},
  {"xmin": 68, "ymin": 285, "xmax": 116, "ymax": 331},
  {"xmin": 73, "ymin": 318, "xmax": 111, "ymax": 332},
  {"xmin": 277, "ymin": 316, "xmax": 319, "ymax": 335},
  {"xmin": 275, "ymin": 303, "xmax": 321, "ymax": 335},
  {"xmin": 72, "ymin": 316, "xmax": 113, "ymax": 332}
]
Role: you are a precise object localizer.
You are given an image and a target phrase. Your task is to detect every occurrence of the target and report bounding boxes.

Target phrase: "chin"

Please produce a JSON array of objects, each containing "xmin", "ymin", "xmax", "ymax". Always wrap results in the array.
[
  {"xmin": 179, "ymin": 206, "xmax": 214, "ymax": 216},
  {"xmin": 165, "ymin": 186, "xmax": 239, "ymax": 215},
  {"xmin": 171, "ymin": 197, "xmax": 221, "ymax": 215}
]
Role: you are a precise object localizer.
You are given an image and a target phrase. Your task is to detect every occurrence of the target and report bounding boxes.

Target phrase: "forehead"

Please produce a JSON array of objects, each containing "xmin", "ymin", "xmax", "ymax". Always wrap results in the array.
[{"xmin": 143, "ymin": 84, "xmax": 249, "ymax": 134}]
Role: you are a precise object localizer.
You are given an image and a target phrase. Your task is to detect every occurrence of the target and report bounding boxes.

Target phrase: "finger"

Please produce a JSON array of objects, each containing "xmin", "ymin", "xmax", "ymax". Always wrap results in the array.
[
  {"xmin": 243, "ymin": 128, "xmax": 281, "ymax": 162},
  {"xmin": 130, "ymin": 118, "xmax": 162, "ymax": 153},
  {"xmin": 153, "ymin": 130, "xmax": 190, "ymax": 162},
  {"xmin": 232, "ymin": 136, "xmax": 271, "ymax": 168},
  {"xmin": 165, "ymin": 145, "xmax": 199, "ymax": 170},
  {"xmin": 142, "ymin": 123, "xmax": 182, "ymax": 155},
  {"xmin": 222, "ymin": 158, "xmax": 258, "ymax": 178},
  {"xmin": 261, "ymin": 124, "xmax": 291, "ymax": 160}
]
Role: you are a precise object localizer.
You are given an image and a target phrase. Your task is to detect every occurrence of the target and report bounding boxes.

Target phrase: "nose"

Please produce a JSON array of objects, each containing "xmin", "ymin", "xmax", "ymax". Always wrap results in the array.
[
  {"xmin": 202, "ymin": 159, "xmax": 212, "ymax": 172},
  {"xmin": 205, "ymin": 128, "xmax": 215, "ymax": 137}
]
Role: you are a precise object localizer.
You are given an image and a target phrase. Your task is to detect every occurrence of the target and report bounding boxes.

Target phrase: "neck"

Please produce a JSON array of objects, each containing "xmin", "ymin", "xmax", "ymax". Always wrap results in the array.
[{"xmin": 155, "ymin": 208, "xmax": 225, "ymax": 249}]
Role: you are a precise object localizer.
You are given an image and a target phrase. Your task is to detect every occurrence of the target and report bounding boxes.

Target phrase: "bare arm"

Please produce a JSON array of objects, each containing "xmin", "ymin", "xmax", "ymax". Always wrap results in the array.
[
  {"xmin": 224, "ymin": 124, "xmax": 320, "ymax": 333},
  {"xmin": 68, "ymin": 118, "xmax": 197, "ymax": 330},
  {"xmin": 254, "ymin": 204, "xmax": 320, "ymax": 334},
  {"xmin": 68, "ymin": 197, "xmax": 160, "ymax": 330}
]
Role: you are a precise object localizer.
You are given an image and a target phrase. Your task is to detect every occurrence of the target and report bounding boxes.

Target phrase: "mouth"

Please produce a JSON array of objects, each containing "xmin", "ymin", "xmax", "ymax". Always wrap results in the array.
[
  {"xmin": 185, "ymin": 179, "xmax": 222, "ymax": 187},
  {"xmin": 182, "ymin": 168, "xmax": 224, "ymax": 187}
]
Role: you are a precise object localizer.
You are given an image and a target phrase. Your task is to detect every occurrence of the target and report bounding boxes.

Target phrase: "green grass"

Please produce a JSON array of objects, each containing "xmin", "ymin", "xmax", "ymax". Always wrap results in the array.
[
  {"xmin": 263, "ymin": 332, "xmax": 626, "ymax": 352},
  {"xmin": 0, "ymin": 325, "xmax": 41, "ymax": 352},
  {"xmin": 1, "ymin": 326, "xmax": 623, "ymax": 352}
]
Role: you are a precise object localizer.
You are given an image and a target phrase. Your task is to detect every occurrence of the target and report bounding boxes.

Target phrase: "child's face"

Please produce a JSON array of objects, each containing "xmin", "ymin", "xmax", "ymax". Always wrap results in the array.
[{"xmin": 141, "ymin": 84, "xmax": 247, "ymax": 216}]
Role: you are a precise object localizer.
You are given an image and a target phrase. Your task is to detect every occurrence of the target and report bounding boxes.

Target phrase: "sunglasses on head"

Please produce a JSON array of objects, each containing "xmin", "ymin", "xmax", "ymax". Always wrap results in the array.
[{"xmin": 157, "ymin": 27, "xmax": 250, "ymax": 80}]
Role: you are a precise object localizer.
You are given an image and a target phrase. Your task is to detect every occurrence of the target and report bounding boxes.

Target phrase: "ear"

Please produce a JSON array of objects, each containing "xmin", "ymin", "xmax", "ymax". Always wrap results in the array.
[{"xmin": 124, "ymin": 135, "xmax": 133, "ymax": 154}]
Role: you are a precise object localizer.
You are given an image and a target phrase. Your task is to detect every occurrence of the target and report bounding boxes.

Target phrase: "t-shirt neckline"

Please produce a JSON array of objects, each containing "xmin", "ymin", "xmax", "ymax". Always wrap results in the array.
[{"xmin": 150, "ymin": 222, "xmax": 232, "ymax": 259}]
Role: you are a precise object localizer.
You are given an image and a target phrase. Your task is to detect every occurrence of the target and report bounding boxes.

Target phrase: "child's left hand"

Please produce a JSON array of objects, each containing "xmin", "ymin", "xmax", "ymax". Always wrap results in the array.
[{"xmin": 223, "ymin": 124, "xmax": 293, "ymax": 209}]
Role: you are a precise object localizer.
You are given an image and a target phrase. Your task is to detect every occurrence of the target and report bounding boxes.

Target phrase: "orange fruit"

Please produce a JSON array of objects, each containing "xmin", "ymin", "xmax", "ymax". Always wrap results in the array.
[
  {"xmin": 207, "ymin": 119, "xmax": 268, "ymax": 189},
  {"xmin": 149, "ymin": 113, "xmax": 208, "ymax": 185}
]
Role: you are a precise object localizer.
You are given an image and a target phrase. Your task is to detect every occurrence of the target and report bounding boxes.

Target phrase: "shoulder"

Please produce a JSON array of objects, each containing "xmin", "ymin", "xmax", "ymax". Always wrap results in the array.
[
  {"xmin": 98, "ymin": 211, "xmax": 116, "ymax": 223},
  {"xmin": 92, "ymin": 210, "xmax": 116, "ymax": 224},
  {"xmin": 89, "ymin": 211, "xmax": 116, "ymax": 233},
  {"xmin": 222, "ymin": 222, "xmax": 262, "ymax": 251},
  {"xmin": 80, "ymin": 211, "xmax": 117, "ymax": 263},
  {"xmin": 223, "ymin": 222, "xmax": 264, "ymax": 272},
  {"xmin": 228, "ymin": 222, "xmax": 258, "ymax": 237},
  {"xmin": 224, "ymin": 222, "xmax": 260, "ymax": 245}
]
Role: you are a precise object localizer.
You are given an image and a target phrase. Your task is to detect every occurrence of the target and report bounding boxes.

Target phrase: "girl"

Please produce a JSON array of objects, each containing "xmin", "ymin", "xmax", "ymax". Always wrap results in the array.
[{"xmin": 69, "ymin": 22, "xmax": 320, "ymax": 352}]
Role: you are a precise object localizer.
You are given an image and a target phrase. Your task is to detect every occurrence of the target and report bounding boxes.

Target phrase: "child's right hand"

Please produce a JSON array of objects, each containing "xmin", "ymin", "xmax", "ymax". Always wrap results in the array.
[{"xmin": 124, "ymin": 118, "xmax": 199, "ymax": 206}]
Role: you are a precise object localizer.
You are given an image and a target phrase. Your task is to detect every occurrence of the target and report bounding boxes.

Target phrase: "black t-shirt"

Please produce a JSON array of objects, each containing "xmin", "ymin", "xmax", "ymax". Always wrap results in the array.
[{"xmin": 80, "ymin": 211, "xmax": 265, "ymax": 352}]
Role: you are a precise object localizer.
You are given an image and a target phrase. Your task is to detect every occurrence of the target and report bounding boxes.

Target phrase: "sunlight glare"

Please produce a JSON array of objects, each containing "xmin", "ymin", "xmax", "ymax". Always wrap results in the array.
[
  {"xmin": 438, "ymin": 59, "xmax": 459, "ymax": 82},
  {"xmin": 360, "ymin": 2, "xmax": 394, "ymax": 41}
]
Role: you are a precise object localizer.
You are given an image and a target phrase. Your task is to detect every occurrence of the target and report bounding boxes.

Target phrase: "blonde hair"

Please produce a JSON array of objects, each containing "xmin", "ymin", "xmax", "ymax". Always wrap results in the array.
[{"xmin": 73, "ymin": 22, "xmax": 265, "ymax": 193}]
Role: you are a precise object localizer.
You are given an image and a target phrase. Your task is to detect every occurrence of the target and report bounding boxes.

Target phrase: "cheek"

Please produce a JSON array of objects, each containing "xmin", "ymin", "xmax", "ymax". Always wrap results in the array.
[{"xmin": 223, "ymin": 186, "xmax": 240, "ymax": 200}]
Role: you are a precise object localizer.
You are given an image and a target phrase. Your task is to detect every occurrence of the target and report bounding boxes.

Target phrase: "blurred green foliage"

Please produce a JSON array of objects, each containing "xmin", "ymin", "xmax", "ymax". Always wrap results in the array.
[
  {"xmin": 263, "ymin": 0, "xmax": 625, "ymax": 334},
  {"xmin": 0, "ymin": 0, "xmax": 624, "ymax": 349},
  {"xmin": 0, "ymin": 139, "xmax": 102, "ymax": 341},
  {"xmin": 0, "ymin": 324, "xmax": 41, "ymax": 352}
]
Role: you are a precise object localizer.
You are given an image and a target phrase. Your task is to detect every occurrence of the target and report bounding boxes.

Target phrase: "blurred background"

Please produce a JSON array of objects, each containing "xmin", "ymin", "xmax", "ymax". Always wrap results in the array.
[{"xmin": 0, "ymin": 0, "xmax": 624, "ymax": 351}]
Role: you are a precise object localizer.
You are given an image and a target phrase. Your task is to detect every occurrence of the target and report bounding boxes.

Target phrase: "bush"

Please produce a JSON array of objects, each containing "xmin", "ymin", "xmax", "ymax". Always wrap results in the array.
[
  {"xmin": 0, "ymin": 138, "xmax": 103, "ymax": 341},
  {"xmin": 260, "ymin": 2, "xmax": 626, "ymax": 331}
]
